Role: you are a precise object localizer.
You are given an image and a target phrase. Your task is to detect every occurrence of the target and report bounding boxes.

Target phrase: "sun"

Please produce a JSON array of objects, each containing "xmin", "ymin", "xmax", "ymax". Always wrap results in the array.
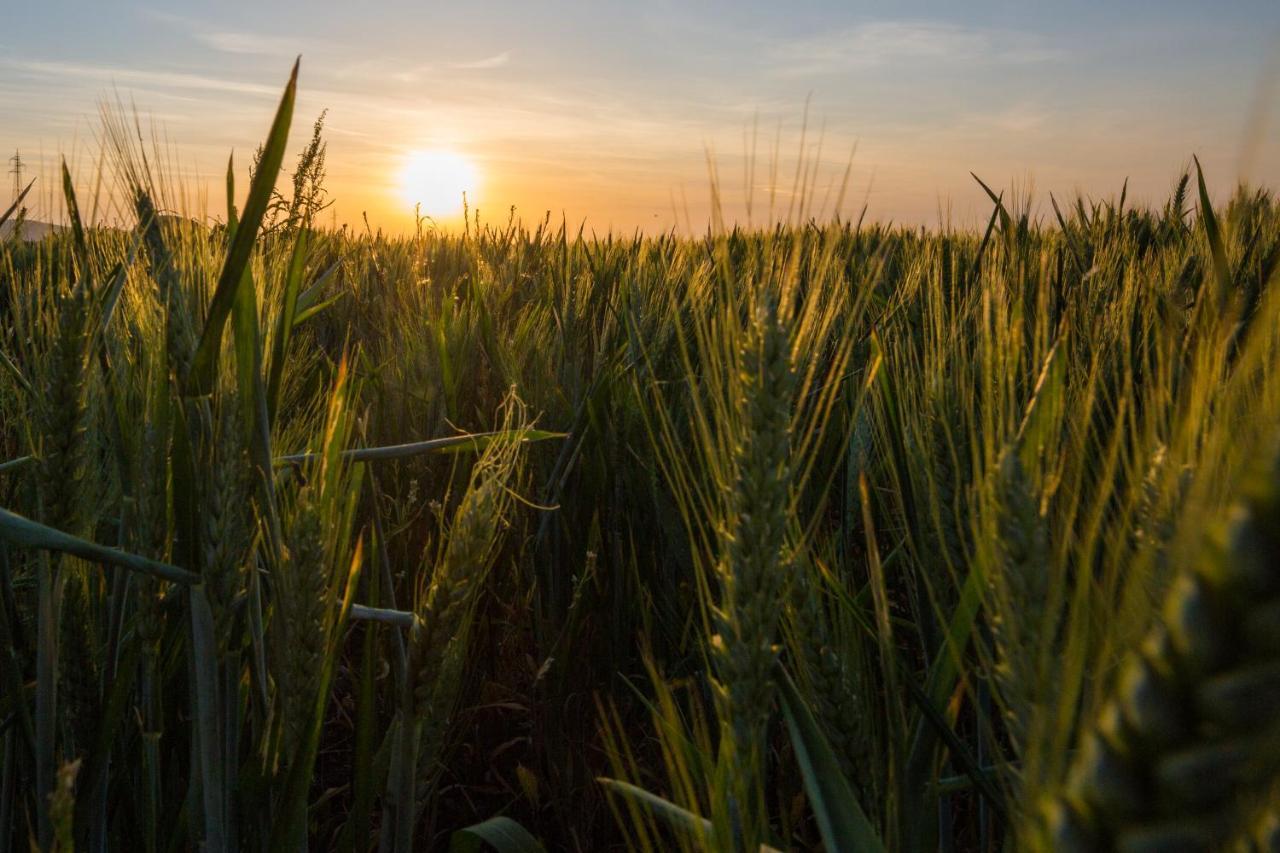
[{"xmin": 398, "ymin": 149, "xmax": 479, "ymax": 217}]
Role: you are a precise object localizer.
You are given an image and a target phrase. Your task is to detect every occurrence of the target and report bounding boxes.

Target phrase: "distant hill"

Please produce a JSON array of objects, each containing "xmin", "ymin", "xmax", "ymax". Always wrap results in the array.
[
  {"xmin": 0, "ymin": 220, "xmax": 61, "ymax": 242},
  {"xmin": 1, "ymin": 217, "xmax": 217, "ymax": 243}
]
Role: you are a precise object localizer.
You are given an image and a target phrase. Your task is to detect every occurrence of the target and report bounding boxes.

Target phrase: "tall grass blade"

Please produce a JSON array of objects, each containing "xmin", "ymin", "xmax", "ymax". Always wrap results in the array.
[
  {"xmin": 187, "ymin": 59, "xmax": 298, "ymax": 395},
  {"xmin": 266, "ymin": 228, "xmax": 308, "ymax": 427},
  {"xmin": 0, "ymin": 179, "xmax": 33, "ymax": 231},
  {"xmin": 1193, "ymin": 154, "xmax": 1231, "ymax": 307},
  {"xmin": 60, "ymin": 160, "xmax": 87, "ymax": 265},
  {"xmin": 971, "ymin": 172, "xmax": 1012, "ymax": 235},
  {"xmin": 189, "ymin": 586, "xmax": 227, "ymax": 852}
]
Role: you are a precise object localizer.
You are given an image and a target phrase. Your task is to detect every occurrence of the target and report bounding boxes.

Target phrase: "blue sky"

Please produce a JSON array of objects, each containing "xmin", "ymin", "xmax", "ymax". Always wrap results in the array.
[{"xmin": 2, "ymin": 1, "xmax": 1278, "ymax": 230}]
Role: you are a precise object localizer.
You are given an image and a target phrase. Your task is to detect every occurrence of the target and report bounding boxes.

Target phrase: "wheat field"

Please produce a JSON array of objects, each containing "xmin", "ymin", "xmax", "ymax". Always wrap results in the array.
[{"xmin": 3, "ymin": 65, "xmax": 1280, "ymax": 852}]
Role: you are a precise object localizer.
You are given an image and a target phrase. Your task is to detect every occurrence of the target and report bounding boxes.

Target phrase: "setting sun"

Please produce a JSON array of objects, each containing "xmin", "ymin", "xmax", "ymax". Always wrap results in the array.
[{"xmin": 398, "ymin": 149, "xmax": 479, "ymax": 218}]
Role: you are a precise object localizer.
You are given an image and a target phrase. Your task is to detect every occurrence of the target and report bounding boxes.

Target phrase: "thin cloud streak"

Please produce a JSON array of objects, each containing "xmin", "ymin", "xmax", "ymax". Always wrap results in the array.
[
  {"xmin": 450, "ymin": 51, "xmax": 512, "ymax": 70},
  {"xmin": 1, "ymin": 58, "xmax": 280, "ymax": 98},
  {"xmin": 768, "ymin": 21, "xmax": 1066, "ymax": 77},
  {"xmin": 144, "ymin": 10, "xmax": 331, "ymax": 58},
  {"xmin": 198, "ymin": 31, "xmax": 312, "ymax": 57}
]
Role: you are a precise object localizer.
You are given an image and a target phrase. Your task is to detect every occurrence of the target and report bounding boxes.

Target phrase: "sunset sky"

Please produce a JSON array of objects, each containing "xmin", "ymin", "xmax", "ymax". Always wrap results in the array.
[{"xmin": 3, "ymin": 0, "xmax": 1279, "ymax": 232}]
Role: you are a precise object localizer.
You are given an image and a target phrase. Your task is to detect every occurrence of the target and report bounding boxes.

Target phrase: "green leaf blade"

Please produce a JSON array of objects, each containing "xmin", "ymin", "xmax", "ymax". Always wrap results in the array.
[
  {"xmin": 187, "ymin": 59, "xmax": 299, "ymax": 395},
  {"xmin": 776, "ymin": 666, "xmax": 886, "ymax": 853},
  {"xmin": 450, "ymin": 816, "xmax": 547, "ymax": 853}
]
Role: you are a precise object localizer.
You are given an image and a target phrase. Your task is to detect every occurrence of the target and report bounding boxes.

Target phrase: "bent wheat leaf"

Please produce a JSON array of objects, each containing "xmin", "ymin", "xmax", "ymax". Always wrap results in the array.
[
  {"xmin": 0, "ymin": 507, "xmax": 196, "ymax": 584},
  {"xmin": 450, "ymin": 816, "xmax": 547, "ymax": 853}
]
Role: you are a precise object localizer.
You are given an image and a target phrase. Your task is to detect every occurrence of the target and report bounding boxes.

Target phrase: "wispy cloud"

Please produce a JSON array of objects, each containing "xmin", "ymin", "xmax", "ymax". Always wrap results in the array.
[
  {"xmin": 326, "ymin": 51, "xmax": 510, "ymax": 85},
  {"xmin": 145, "ymin": 10, "xmax": 325, "ymax": 58},
  {"xmin": 197, "ymin": 31, "xmax": 313, "ymax": 57},
  {"xmin": 450, "ymin": 51, "xmax": 512, "ymax": 70},
  {"xmin": 769, "ymin": 21, "xmax": 1064, "ymax": 77},
  {"xmin": 0, "ymin": 58, "xmax": 279, "ymax": 97},
  {"xmin": 986, "ymin": 104, "xmax": 1051, "ymax": 134}
]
